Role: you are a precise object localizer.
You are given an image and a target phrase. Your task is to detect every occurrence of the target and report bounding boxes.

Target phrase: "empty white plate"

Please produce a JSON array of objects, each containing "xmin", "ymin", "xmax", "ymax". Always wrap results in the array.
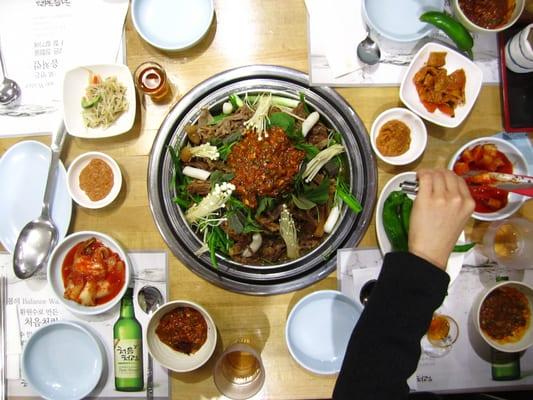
[
  {"xmin": 22, "ymin": 321, "xmax": 104, "ymax": 400},
  {"xmin": 286, "ymin": 290, "xmax": 361, "ymax": 375},
  {"xmin": 0, "ymin": 141, "xmax": 72, "ymax": 253},
  {"xmin": 131, "ymin": 0, "xmax": 214, "ymax": 51}
]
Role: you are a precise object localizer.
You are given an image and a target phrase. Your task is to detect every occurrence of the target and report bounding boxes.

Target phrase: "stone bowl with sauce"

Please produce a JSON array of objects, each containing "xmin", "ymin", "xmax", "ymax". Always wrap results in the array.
[
  {"xmin": 146, "ymin": 300, "xmax": 217, "ymax": 372},
  {"xmin": 370, "ymin": 107, "xmax": 427, "ymax": 166},
  {"xmin": 67, "ymin": 151, "xmax": 122, "ymax": 209},
  {"xmin": 473, "ymin": 281, "xmax": 533, "ymax": 353},
  {"xmin": 452, "ymin": 0, "xmax": 525, "ymax": 33}
]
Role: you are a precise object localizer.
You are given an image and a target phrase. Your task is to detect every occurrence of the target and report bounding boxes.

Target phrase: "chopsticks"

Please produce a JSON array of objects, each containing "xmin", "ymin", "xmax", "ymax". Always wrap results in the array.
[{"xmin": 0, "ymin": 267, "xmax": 6, "ymax": 400}]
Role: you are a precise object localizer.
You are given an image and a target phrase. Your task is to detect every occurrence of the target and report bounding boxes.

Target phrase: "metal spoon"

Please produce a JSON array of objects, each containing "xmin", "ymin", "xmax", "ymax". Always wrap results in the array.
[
  {"xmin": 359, "ymin": 279, "xmax": 377, "ymax": 306},
  {"xmin": 13, "ymin": 120, "xmax": 66, "ymax": 279},
  {"xmin": 0, "ymin": 40, "xmax": 21, "ymax": 106},
  {"xmin": 357, "ymin": 35, "xmax": 381, "ymax": 65},
  {"xmin": 138, "ymin": 286, "xmax": 163, "ymax": 400}
]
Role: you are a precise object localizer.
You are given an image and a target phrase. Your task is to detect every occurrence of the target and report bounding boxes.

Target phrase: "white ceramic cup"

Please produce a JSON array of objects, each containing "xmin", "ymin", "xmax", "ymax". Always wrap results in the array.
[{"xmin": 505, "ymin": 23, "xmax": 533, "ymax": 73}]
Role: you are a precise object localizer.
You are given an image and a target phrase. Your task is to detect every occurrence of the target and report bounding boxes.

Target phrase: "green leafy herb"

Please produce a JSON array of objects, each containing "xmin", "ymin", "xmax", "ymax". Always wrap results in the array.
[
  {"xmin": 209, "ymin": 171, "xmax": 234, "ymax": 187},
  {"xmin": 218, "ymin": 132, "xmax": 242, "ymax": 160},
  {"xmin": 256, "ymin": 197, "xmax": 275, "ymax": 217},
  {"xmin": 302, "ymin": 178, "xmax": 330, "ymax": 204},
  {"xmin": 295, "ymin": 142, "xmax": 320, "ymax": 161},
  {"xmin": 229, "ymin": 94, "xmax": 243, "ymax": 109},
  {"xmin": 208, "ymin": 113, "xmax": 226, "ymax": 126},
  {"xmin": 206, "ymin": 225, "xmax": 233, "ymax": 268},
  {"xmin": 226, "ymin": 212, "xmax": 244, "ymax": 234},
  {"xmin": 336, "ymin": 177, "xmax": 362, "ymax": 213},
  {"xmin": 299, "ymin": 92, "xmax": 310, "ymax": 114},
  {"xmin": 268, "ymin": 112, "xmax": 295, "ymax": 133},
  {"xmin": 291, "ymin": 194, "xmax": 316, "ymax": 210},
  {"xmin": 226, "ymin": 197, "xmax": 262, "ymax": 233}
]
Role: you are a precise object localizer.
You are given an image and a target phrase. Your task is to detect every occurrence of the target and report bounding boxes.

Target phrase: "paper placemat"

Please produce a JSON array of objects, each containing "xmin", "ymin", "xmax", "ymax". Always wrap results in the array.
[
  {"xmin": 306, "ymin": 0, "xmax": 500, "ymax": 87},
  {"xmin": 338, "ymin": 248, "xmax": 533, "ymax": 393},
  {"xmin": 1, "ymin": 251, "xmax": 170, "ymax": 399},
  {"xmin": 0, "ymin": 0, "xmax": 129, "ymax": 137}
]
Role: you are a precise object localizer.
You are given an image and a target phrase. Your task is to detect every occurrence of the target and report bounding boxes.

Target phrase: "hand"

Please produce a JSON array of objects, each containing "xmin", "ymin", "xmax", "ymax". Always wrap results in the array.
[{"xmin": 408, "ymin": 169, "xmax": 475, "ymax": 270}]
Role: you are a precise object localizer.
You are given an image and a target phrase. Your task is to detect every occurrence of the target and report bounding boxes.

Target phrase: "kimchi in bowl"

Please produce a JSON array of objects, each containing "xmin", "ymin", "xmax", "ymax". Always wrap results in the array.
[
  {"xmin": 473, "ymin": 281, "xmax": 533, "ymax": 353},
  {"xmin": 47, "ymin": 231, "xmax": 131, "ymax": 315}
]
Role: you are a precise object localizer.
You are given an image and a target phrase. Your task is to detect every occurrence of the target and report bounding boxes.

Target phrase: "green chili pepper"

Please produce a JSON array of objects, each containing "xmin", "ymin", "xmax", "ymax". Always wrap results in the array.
[
  {"xmin": 382, "ymin": 191, "xmax": 408, "ymax": 252},
  {"xmin": 400, "ymin": 196, "xmax": 413, "ymax": 236},
  {"xmin": 420, "ymin": 11, "xmax": 474, "ymax": 59},
  {"xmin": 452, "ymin": 242, "xmax": 476, "ymax": 253}
]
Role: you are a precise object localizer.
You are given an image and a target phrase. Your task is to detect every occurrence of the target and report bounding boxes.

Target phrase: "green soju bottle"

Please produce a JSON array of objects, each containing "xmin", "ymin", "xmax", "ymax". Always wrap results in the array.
[{"xmin": 114, "ymin": 288, "xmax": 144, "ymax": 391}]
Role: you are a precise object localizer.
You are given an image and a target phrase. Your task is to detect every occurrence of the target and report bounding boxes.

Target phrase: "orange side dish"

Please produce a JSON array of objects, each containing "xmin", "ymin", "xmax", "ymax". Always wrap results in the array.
[
  {"xmin": 227, "ymin": 126, "xmax": 305, "ymax": 208},
  {"xmin": 62, "ymin": 238, "xmax": 126, "ymax": 306},
  {"xmin": 79, "ymin": 158, "xmax": 114, "ymax": 201},
  {"xmin": 413, "ymin": 52, "xmax": 466, "ymax": 117},
  {"xmin": 376, "ymin": 119, "xmax": 411, "ymax": 156}
]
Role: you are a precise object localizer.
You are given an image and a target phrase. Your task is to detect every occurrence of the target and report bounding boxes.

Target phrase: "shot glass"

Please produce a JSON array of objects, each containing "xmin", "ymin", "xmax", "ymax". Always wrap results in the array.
[
  {"xmin": 421, "ymin": 314, "xmax": 459, "ymax": 358},
  {"xmin": 134, "ymin": 61, "xmax": 172, "ymax": 102},
  {"xmin": 213, "ymin": 339, "xmax": 265, "ymax": 400},
  {"xmin": 482, "ymin": 217, "xmax": 533, "ymax": 270}
]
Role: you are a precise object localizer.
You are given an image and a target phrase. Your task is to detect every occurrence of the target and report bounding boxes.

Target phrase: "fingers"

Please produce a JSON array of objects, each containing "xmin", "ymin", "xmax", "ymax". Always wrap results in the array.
[{"xmin": 416, "ymin": 169, "xmax": 433, "ymax": 198}]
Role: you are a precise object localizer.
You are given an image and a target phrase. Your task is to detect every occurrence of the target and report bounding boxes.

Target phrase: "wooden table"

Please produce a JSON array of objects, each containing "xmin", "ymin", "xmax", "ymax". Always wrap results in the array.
[{"xmin": 1, "ymin": 1, "xmax": 532, "ymax": 399}]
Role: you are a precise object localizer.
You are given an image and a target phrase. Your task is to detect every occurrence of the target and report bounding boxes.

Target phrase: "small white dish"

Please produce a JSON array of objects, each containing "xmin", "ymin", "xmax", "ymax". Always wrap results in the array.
[
  {"xmin": 22, "ymin": 321, "xmax": 104, "ymax": 400},
  {"xmin": 147, "ymin": 300, "xmax": 217, "ymax": 372},
  {"xmin": 131, "ymin": 0, "xmax": 214, "ymax": 51},
  {"xmin": 452, "ymin": 0, "xmax": 525, "ymax": 34},
  {"xmin": 370, "ymin": 107, "xmax": 427, "ymax": 166},
  {"xmin": 0, "ymin": 140, "xmax": 72, "ymax": 253},
  {"xmin": 448, "ymin": 137, "xmax": 529, "ymax": 221},
  {"xmin": 400, "ymin": 42, "xmax": 483, "ymax": 128},
  {"xmin": 362, "ymin": 0, "xmax": 444, "ymax": 42},
  {"xmin": 67, "ymin": 151, "xmax": 122, "ymax": 209},
  {"xmin": 286, "ymin": 290, "xmax": 361, "ymax": 375},
  {"xmin": 375, "ymin": 172, "xmax": 466, "ymax": 286},
  {"xmin": 47, "ymin": 231, "xmax": 131, "ymax": 316},
  {"xmin": 473, "ymin": 281, "xmax": 533, "ymax": 353},
  {"xmin": 63, "ymin": 64, "xmax": 136, "ymax": 138}
]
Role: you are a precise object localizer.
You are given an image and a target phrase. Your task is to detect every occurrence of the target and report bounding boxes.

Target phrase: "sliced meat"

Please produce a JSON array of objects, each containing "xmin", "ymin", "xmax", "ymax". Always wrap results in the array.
[{"xmin": 187, "ymin": 180, "xmax": 211, "ymax": 196}]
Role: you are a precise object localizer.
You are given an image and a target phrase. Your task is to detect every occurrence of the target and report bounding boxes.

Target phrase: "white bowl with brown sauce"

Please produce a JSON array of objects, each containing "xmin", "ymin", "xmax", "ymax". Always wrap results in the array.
[
  {"xmin": 473, "ymin": 281, "xmax": 533, "ymax": 353},
  {"xmin": 146, "ymin": 300, "xmax": 217, "ymax": 372},
  {"xmin": 47, "ymin": 231, "xmax": 131, "ymax": 316},
  {"xmin": 67, "ymin": 151, "xmax": 122, "ymax": 209},
  {"xmin": 370, "ymin": 107, "xmax": 427, "ymax": 166}
]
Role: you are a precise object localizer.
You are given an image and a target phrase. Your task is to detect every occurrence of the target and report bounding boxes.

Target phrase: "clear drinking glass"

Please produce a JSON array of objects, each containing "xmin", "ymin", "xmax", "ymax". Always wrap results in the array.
[
  {"xmin": 482, "ymin": 217, "xmax": 533, "ymax": 270},
  {"xmin": 421, "ymin": 314, "xmax": 459, "ymax": 358},
  {"xmin": 213, "ymin": 338, "xmax": 265, "ymax": 400}
]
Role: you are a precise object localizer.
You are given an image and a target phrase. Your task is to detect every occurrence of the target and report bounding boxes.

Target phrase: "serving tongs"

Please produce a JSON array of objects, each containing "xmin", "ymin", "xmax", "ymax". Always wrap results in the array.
[{"xmin": 401, "ymin": 172, "xmax": 533, "ymax": 198}]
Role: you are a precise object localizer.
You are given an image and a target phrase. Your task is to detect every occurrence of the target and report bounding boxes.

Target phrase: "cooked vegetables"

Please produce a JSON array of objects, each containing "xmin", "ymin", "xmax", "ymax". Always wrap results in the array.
[
  {"xmin": 302, "ymin": 144, "xmax": 345, "ymax": 183},
  {"xmin": 183, "ymin": 166, "xmax": 211, "ymax": 181},
  {"xmin": 180, "ymin": 143, "xmax": 219, "ymax": 161},
  {"xmin": 81, "ymin": 73, "xmax": 128, "ymax": 128},
  {"xmin": 280, "ymin": 205, "xmax": 300, "ymax": 259},
  {"xmin": 302, "ymin": 111, "xmax": 320, "ymax": 137},
  {"xmin": 185, "ymin": 182, "xmax": 235, "ymax": 223}
]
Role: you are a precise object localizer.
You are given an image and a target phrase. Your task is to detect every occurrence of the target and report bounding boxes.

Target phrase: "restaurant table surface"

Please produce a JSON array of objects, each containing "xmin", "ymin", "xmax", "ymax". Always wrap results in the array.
[{"xmin": 1, "ymin": 1, "xmax": 533, "ymax": 399}]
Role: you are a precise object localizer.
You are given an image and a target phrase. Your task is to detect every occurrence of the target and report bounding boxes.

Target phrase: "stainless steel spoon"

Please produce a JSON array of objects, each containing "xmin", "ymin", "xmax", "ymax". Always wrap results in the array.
[
  {"xmin": 138, "ymin": 286, "xmax": 163, "ymax": 400},
  {"xmin": 13, "ymin": 121, "xmax": 66, "ymax": 279},
  {"xmin": 0, "ymin": 39, "xmax": 21, "ymax": 106},
  {"xmin": 357, "ymin": 35, "xmax": 381, "ymax": 65}
]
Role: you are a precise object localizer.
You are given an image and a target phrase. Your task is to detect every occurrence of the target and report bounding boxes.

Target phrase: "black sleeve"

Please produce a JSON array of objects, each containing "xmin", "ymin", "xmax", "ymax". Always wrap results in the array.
[{"xmin": 333, "ymin": 252, "xmax": 450, "ymax": 400}]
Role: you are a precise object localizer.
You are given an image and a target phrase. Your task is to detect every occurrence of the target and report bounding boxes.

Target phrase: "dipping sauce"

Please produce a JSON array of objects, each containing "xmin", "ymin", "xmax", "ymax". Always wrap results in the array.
[
  {"xmin": 376, "ymin": 119, "xmax": 411, "ymax": 156},
  {"xmin": 62, "ymin": 238, "xmax": 126, "ymax": 306},
  {"xmin": 458, "ymin": 0, "xmax": 516, "ymax": 29},
  {"xmin": 155, "ymin": 307, "xmax": 207, "ymax": 355},
  {"xmin": 227, "ymin": 126, "xmax": 305, "ymax": 208},
  {"xmin": 79, "ymin": 158, "xmax": 114, "ymax": 202},
  {"xmin": 427, "ymin": 315, "xmax": 450, "ymax": 343},
  {"xmin": 480, "ymin": 286, "xmax": 531, "ymax": 344},
  {"xmin": 453, "ymin": 144, "xmax": 513, "ymax": 213},
  {"xmin": 135, "ymin": 61, "xmax": 170, "ymax": 102}
]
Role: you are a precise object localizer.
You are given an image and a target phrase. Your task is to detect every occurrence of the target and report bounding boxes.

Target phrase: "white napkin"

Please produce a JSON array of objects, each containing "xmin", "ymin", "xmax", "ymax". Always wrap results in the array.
[
  {"xmin": 305, "ymin": 0, "xmax": 366, "ymax": 78},
  {"xmin": 6, "ymin": 304, "xmax": 22, "ymax": 380}
]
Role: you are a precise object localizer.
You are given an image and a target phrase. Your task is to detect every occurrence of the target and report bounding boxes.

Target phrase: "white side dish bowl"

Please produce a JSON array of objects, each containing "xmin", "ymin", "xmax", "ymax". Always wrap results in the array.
[
  {"xmin": 146, "ymin": 300, "xmax": 217, "ymax": 372},
  {"xmin": 400, "ymin": 42, "xmax": 483, "ymax": 128},
  {"xmin": 447, "ymin": 137, "xmax": 529, "ymax": 221},
  {"xmin": 67, "ymin": 151, "xmax": 122, "ymax": 209},
  {"xmin": 375, "ymin": 172, "xmax": 466, "ymax": 286},
  {"xmin": 370, "ymin": 107, "xmax": 427, "ymax": 166},
  {"xmin": 22, "ymin": 321, "xmax": 104, "ymax": 400},
  {"xmin": 63, "ymin": 64, "xmax": 136, "ymax": 138},
  {"xmin": 47, "ymin": 231, "xmax": 131, "ymax": 316}
]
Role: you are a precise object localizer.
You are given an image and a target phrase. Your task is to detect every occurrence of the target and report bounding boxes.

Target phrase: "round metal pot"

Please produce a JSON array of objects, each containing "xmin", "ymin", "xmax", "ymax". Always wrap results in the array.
[{"xmin": 148, "ymin": 65, "xmax": 377, "ymax": 295}]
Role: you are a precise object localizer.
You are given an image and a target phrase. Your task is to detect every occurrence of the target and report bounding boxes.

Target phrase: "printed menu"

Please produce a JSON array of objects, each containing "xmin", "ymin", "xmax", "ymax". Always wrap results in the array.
[{"xmin": 1, "ymin": 251, "xmax": 170, "ymax": 399}]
